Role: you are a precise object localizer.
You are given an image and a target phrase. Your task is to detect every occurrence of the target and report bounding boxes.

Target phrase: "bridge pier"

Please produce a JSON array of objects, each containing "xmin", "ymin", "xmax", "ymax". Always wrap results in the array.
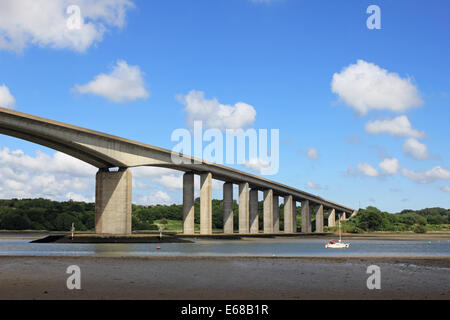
[
  {"xmin": 315, "ymin": 204, "xmax": 324, "ymax": 233},
  {"xmin": 200, "ymin": 172, "xmax": 212, "ymax": 234},
  {"xmin": 340, "ymin": 212, "xmax": 347, "ymax": 221},
  {"xmin": 263, "ymin": 189, "xmax": 274, "ymax": 233},
  {"xmin": 349, "ymin": 209, "xmax": 359, "ymax": 219},
  {"xmin": 249, "ymin": 189, "xmax": 259, "ymax": 233},
  {"xmin": 223, "ymin": 182, "xmax": 234, "ymax": 234},
  {"xmin": 301, "ymin": 200, "xmax": 310, "ymax": 233},
  {"xmin": 182, "ymin": 172, "xmax": 195, "ymax": 234},
  {"xmin": 328, "ymin": 208, "xmax": 336, "ymax": 227},
  {"xmin": 239, "ymin": 182, "xmax": 250, "ymax": 233},
  {"xmin": 283, "ymin": 195, "xmax": 293, "ymax": 233},
  {"xmin": 95, "ymin": 168, "xmax": 132, "ymax": 235},
  {"xmin": 273, "ymin": 195, "xmax": 279, "ymax": 233}
]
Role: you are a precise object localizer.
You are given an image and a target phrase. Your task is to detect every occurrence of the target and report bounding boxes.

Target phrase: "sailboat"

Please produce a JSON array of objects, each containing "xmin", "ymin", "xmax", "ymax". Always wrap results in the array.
[{"xmin": 325, "ymin": 220, "xmax": 350, "ymax": 248}]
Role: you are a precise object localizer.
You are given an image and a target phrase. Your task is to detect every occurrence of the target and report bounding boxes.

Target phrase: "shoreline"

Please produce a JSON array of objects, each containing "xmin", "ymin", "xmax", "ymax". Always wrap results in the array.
[
  {"xmin": 2, "ymin": 231, "xmax": 450, "ymax": 243},
  {"xmin": 1, "ymin": 254, "xmax": 449, "ymax": 265}
]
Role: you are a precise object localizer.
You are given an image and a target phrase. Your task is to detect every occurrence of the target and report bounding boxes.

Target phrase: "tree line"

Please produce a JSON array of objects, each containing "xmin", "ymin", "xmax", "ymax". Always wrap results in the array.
[{"xmin": 0, "ymin": 198, "xmax": 448, "ymax": 233}]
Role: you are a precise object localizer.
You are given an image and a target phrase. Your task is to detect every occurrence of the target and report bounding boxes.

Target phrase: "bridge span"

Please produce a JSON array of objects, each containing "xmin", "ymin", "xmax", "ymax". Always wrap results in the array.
[{"xmin": 0, "ymin": 107, "xmax": 356, "ymax": 235}]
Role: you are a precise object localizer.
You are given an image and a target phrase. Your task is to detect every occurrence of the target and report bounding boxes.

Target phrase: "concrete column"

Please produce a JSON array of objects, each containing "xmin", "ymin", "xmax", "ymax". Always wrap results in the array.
[
  {"xmin": 182, "ymin": 172, "xmax": 195, "ymax": 234},
  {"xmin": 315, "ymin": 204, "xmax": 324, "ymax": 233},
  {"xmin": 340, "ymin": 212, "xmax": 347, "ymax": 221},
  {"xmin": 283, "ymin": 195, "xmax": 293, "ymax": 233},
  {"xmin": 239, "ymin": 182, "xmax": 249, "ymax": 234},
  {"xmin": 223, "ymin": 182, "xmax": 234, "ymax": 234},
  {"xmin": 263, "ymin": 189, "xmax": 274, "ymax": 233},
  {"xmin": 95, "ymin": 168, "xmax": 132, "ymax": 235},
  {"xmin": 293, "ymin": 199, "xmax": 298, "ymax": 233},
  {"xmin": 349, "ymin": 209, "xmax": 359, "ymax": 219},
  {"xmin": 273, "ymin": 195, "xmax": 279, "ymax": 233},
  {"xmin": 328, "ymin": 208, "xmax": 336, "ymax": 227},
  {"xmin": 200, "ymin": 172, "xmax": 212, "ymax": 234},
  {"xmin": 249, "ymin": 189, "xmax": 259, "ymax": 233},
  {"xmin": 301, "ymin": 200, "xmax": 310, "ymax": 233}
]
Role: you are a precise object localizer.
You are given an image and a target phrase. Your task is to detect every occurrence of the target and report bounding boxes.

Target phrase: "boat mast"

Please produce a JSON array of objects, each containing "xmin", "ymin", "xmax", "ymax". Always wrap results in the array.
[{"xmin": 338, "ymin": 220, "xmax": 341, "ymax": 242}]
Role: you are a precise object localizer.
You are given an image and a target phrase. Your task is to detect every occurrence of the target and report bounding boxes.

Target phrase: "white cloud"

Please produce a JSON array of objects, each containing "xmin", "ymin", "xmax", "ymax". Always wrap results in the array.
[
  {"xmin": 0, "ymin": 147, "xmax": 95, "ymax": 200},
  {"xmin": 306, "ymin": 181, "xmax": 321, "ymax": 190},
  {"xmin": 135, "ymin": 191, "xmax": 172, "ymax": 205},
  {"xmin": 131, "ymin": 167, "xmax": 183, "ymax": 190},
  {"xmin": 66, "ymin": 192, "xmax": 93, "ymax": 202},
  {"xmin": 401, "ymin": 166, "xmax": 450, "ymax": 184},
  {"xmin": 243, "ymin": 158, "xmax": 271, "ymax": 174},
  {"xmin": 441, "ymin": 186, "xmax": 450, "ymax": 193},
  {"xmin": 357, "ymin": 162, "xmax": 379, "ymax": 177},
  {"xmin": 305, "ymin": 147, "xmax": 319, "ymax": 160},
  {"xmin": 402, "ymin": 138, "xmax": 428, "ymax": 160},
  {"xmin": 331, "ymin": 60, "xmax": 423, "ymax": 115},
  {"xmin": 178, "ymin": 90, "xmax": 256, "ymax": 130},
  {"xmin": 0, "ymin": 147, "xmax": 96, "ymax": 177},
  {"xmin": 132, "ymin": 166, "xmax": 223, "ymax": 193},
  {"xmin": 0, "ymin": 0, "xmax": 133, "ymax": 52},
  {"xmin": 73, "ymin": 60, "xmax": 149, "ymax": 103},
  {"xmin": 365, "ymin": 115, "xmax": 425, "ymax": 138},
  {"xmin": 0, "ymin": 84, "xmax": 16, "ymax": 109},
  {"xmin": 379, "ymin": 158, "xmax": 400, "ymax": 175}
]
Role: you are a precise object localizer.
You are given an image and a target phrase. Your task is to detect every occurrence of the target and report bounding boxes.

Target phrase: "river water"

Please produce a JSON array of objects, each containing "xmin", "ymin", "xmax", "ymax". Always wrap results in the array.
[{"xmin": 1, "ymin": 235, "xmax": 449, "ymax": 257}]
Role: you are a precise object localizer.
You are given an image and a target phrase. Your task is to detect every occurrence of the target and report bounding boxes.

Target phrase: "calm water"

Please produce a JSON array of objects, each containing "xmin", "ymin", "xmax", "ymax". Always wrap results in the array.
[{"xmin": 1, "ymin": 237, "xmax": 449, "ymax": 257}]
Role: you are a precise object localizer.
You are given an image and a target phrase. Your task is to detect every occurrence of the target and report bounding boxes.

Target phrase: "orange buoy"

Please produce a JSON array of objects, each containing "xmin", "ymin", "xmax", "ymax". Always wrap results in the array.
[{"xmin": 156, "ymin": 246, "xmax": 161, "ymax": 250}]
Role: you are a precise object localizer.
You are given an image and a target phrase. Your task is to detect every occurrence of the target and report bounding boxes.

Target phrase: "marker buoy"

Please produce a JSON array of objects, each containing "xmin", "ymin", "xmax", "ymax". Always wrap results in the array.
[{"xmin": 156, "ymin": 246, "xmax": 161, "ymax": 250}]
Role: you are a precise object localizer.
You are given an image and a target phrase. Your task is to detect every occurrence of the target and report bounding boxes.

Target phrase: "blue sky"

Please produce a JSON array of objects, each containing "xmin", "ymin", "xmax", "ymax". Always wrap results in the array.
[{"xmin": 0, "ymin": 0, "xmax": 449, "ymax": 212}]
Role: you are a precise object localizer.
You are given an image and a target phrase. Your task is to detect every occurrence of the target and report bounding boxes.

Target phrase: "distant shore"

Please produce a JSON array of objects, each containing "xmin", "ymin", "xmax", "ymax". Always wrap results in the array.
[
  {"xmin": 0, "ymin": 255, "xmax": 449, "ymax": 299},
  {"xmin": 1, "ymin": 230, "xmax": 450, "ymax": 243}
]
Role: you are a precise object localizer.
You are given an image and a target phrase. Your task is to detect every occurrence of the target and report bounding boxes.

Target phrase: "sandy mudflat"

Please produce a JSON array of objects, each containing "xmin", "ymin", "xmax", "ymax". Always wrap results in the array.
[{"xmin": 0, "ymin": 256, "xmax": 449, "ymax": 300}]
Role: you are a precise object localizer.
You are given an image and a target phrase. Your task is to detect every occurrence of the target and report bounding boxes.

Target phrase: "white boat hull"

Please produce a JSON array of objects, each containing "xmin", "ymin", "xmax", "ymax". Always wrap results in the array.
[{"xmin": 325, "ymin": 242, "xmax": 350, "ymax": 249}]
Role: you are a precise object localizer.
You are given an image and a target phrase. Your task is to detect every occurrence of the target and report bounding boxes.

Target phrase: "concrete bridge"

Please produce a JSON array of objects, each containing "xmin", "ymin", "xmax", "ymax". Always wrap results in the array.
[{"xmin": 0, "ymin": 107, "xmax": 356, "ymax": 235}]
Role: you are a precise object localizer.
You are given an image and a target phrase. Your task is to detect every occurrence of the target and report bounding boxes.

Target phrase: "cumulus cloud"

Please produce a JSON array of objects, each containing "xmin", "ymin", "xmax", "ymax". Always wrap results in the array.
[
  {"xmin": 401, "ymin": 166, "xmax": 450, "ymax": 184},
  {"xmin": 131, "ymin": 166, "xmax": 222, "ymax": 192},
  {"xmin": 0, "ymin": 147, "xmax": 95, "ymax": 200},
  {"xmin": 0, "ymin": 84, "xmax": 16, "ymax": 109},
  {"xmin": 73, "ymin": 60, "xmax": 149, "ymax": 103},
  {"xmin": 305, "ymin": 147, "xmax": 319, "ymax": 160},
  {"xmin": 402, "ymin": 138, "xmax": 428, "ymax": 160},
  {"xmin": 243, "ymin": 158, "xmax": 271, "ymax": 174},
  {"xmin": 379, "ymin": 158, "xmax": 400, "ymax": 175},
  {"xmin": 365, "ymin": 115, "xmax": 425, "ymax": 138},
  {"xmin": 131, "ymin": 167, "xmax": 183, "ymax": 190},
  {"xmin": 357, "ymin": 162, "xmax": 379, "ymax": 177},
  {"xmin": 441, "ymin": 186, "xmax": 450, "ymax": 193},
  {"xmin": 0, "ymin": 147, "xmax": 96, "ymax": 177},
  {"xmin": 0, "ymin": 0, "xmax": 133, "ymax": 52},
  {"xmin": 331, "ymin": 60, "xmax": 423, "ymax": 115},
  {"xmin": 350, "ymin": 159, "xmax": 401, "ymax": 178},
  {"xmin": 306, "ymin": 181, "xmax": 321, "ymax": 190},
  {"xmin": 135, "ymin": 190, "xmax": 172, "ymax": 205},
  {"xmin": 178, "ymin": 90, "xmax": 256, "ymax": 130}
]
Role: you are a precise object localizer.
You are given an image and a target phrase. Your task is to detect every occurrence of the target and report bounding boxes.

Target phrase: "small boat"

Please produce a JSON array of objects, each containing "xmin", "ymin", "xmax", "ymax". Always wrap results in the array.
[{"xmin": 325, "ymin": 220, "xmax": 350, "ymax": 248}]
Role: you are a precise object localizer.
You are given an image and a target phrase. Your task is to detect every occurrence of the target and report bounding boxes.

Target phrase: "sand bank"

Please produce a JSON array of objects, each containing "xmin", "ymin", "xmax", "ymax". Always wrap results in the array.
[{"xmin": 0, "ymin": 256, "xmax": 448, "ymax": 300}]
